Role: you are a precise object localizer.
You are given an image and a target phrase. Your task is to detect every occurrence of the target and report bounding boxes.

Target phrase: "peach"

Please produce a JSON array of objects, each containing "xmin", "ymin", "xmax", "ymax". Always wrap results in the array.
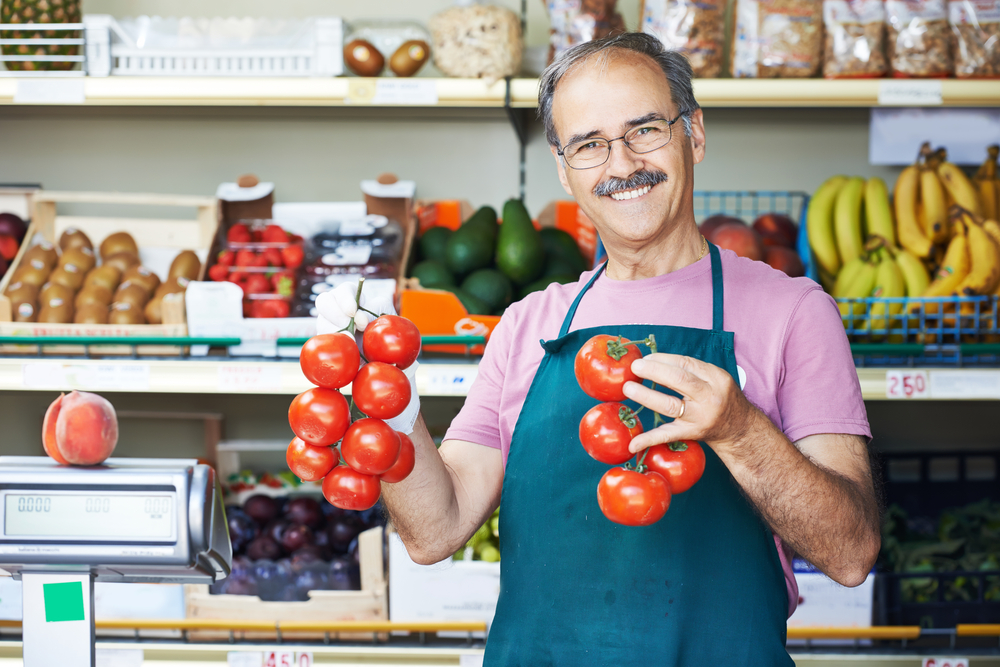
[
  {"xmin": 752, "ymin": 213, "xmax": 798, "ymax": 248},
  {"xmin": 699, "ymin": 215, "xmax": 745, "ymax": 243},
  {"xmin": 712, "ymin": 223, "xmax": 766, "ymax": 262},
  {"xmin": 42, "ymin": 391, "xmax": 118, "ymax": 466},
  {"xmin": 765, "ymin": 246, "xmax": 806, "ymax": 277}
]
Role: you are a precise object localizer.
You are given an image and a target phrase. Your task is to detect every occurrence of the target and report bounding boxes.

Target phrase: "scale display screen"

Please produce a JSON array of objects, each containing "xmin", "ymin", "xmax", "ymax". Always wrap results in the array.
[{"xmin": 4, "ymin": 493, "xmax": 174, "ymax": 539}]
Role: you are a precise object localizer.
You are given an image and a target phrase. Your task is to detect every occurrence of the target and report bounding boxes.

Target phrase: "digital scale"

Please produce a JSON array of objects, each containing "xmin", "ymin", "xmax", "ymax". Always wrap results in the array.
[{"xmin": 0, "ymin": 457, "xmax": 232, "ymax": 667}]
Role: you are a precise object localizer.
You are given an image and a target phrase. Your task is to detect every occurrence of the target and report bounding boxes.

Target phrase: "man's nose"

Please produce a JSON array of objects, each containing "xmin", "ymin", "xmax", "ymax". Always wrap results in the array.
[{"xmin": 604, "ymin": 140, "xmax": 643, "ymax": 180}]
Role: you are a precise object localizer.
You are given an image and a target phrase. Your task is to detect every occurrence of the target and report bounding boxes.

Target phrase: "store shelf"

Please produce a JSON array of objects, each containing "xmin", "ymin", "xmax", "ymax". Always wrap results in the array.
[{"xmin": 1, "ymin": 77, "xmax": 998, "ymax": 108}]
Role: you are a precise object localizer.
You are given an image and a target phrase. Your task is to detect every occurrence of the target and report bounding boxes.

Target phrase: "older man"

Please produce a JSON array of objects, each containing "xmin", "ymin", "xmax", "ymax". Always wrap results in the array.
[{"xmin": 367, "ymin": 33, "xmax": 878, "ymax": 666}]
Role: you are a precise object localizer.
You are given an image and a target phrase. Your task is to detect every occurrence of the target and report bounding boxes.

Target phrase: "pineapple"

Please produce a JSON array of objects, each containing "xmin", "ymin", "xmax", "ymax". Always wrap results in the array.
[{"xmin": 1, "ymin": 0, "xmax": 81, "ymax": 72}]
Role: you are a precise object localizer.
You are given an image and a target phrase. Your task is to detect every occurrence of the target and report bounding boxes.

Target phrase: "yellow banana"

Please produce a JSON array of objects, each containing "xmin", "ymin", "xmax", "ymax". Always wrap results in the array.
[
  {"xmin": 893, "ymin": 247, "xmax": 932, "ymax": 298},
  {"xmin": 834, "ymin": 176, "xmax": 866, "ymax": 266},
  {"xmin": 921, "ymin": 221, "xmax": 970, "ymax": 315},
  {"xmin": 833, "ymin": 255, "xmax": 869, "ymax": 298},
  {"xmin": 838, "ymin": 256, "xmax": 878, "ymax": 322},
  {"xmin": 936, "ymin": 150, "xmax": 983, "ymax": 216},
  {"xmin": 919, "ymin": 167, "xmax": 949, "ymax": 245},
  {"xmin": 982, "ymin": 218, "xmax": 1000, "ymax": 250},
  {"xmin": 807, "ymin": 176, "xmax": 849, "ymax": 276},
  {"xmin": 864, "ymin": 177, "xmax": 896, "ymax": 247},
  {"xmin": 955, "ymin": 209, "xmax": 1000, "ymax": 296},
  {"xmin": 894, "ymin": 165, "xmax": 933, "ymax": 258},
  {"xmin": 869, "ymin": 250, "xmax": 906, "ymax": 338},
  {"xmin": 975, "ymin": 145, "xmax": 999, "ymax": 221}
]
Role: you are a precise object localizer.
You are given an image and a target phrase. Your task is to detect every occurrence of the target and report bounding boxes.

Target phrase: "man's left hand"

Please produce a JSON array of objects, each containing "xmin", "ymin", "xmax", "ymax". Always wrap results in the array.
[{"xmin": 622, "ymin": 353, "xmax": 754, "ymax": 455}]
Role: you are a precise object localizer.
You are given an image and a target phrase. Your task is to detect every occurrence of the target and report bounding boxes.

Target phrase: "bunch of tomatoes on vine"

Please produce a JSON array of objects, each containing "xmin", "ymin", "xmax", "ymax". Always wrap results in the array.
[
  {"xmin": 575, "ymin": 334, "xmax": 706, "ymax": 527},
  {"xmin": 287, "ymin": 281, "xmax": 419, "ymax": 511}
]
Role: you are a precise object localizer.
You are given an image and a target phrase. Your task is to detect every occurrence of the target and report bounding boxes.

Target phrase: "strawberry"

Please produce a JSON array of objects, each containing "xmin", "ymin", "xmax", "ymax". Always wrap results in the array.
[
  {"xmin": 250, "ymin": 254, "xmax": 269, "ymax": 268},
  {"xmin": 227, "ymin": 224, "xmax": 251, "ymax": 244},
  {"xmin": 252, "ymin": 300, "xmax": 290, "ymax": 318},
  {"xmin": 235, "ymin": 249, "xmax": 257, "ymax": 267},
  {"xmin": 262, "ymin": 225, "xmax": 289, "ymax": 244},
  {"xmin": 208, "ymin": 264, "xmax": 229, "ymax": 281},
  {"xmin": 281, "ymin": 244, "xmax": 304, "ymax": 269},
  {"xmin": 245, "ymin": 274, "xmax": 271, "ymax": 295},
  {"xmin": 270, "ymin": 270, "xmax": 295, "ymax": 296},
  {"xmin": 263, "ymin": 247, "xmax": 284, "ymax": 267},
  {"xmin": 251, "ymin": 228, "xmax": 264, "ymax": 242},
  {"xmin": 217, "ymin": 250, "xmax": 236, "ymax": 267}
]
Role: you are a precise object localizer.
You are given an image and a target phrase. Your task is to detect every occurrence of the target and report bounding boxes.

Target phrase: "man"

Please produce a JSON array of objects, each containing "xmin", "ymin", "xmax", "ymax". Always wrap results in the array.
[{"xmin": 322, "ymin": 32, "xmax": 879, "ymax": 666}]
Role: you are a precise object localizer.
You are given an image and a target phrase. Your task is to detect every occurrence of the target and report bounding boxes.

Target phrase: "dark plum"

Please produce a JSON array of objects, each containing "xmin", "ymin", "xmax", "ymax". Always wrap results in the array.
[
  {"xmin": 290, "ymin": 546, "xmax": 323, "ymax": 571},
  {"xmin": 243, "ymin": 494, "xmax": 279, "ymax": 525},
  {"xmin": 286, "ymin": 496, "xmax": 324, "ymax": 529},
  {"xmin": 313, "ymin": 526, "xmax": 334, "ymax": 559},
  {"xmin": 226, "ymin": 507, "xmax": 259, "ymax": 556},
  {"xmin": 254, "ymin": 559, "xmax": 294, "ymax": 602},
  {"xmin": 247, "ymin": 535, "xmax": 282, "ymax": 561},
  {"xmin": 328, "ymin": 556, "xmax": 360, "ymax": 591},
  {"xmin": 223, "ymin": 557, "xmax": 258, "ymax": 596},
  {"xmin": 358, "ymin": 503, "xmax": 386, "ymax": 528},
  {"xmin": 347, "ymin": 537, "xmax": 361, "ymax": 566},
  {"xmin": 294, "ymin": 565, "xmax": 330, "ymax": 599},
  {"xmin": 265, "ymin": 518, "xmax": 291, "ymax": 544},
  {"xmin": 280, "ymin": 524, "xmax": 314, "ymax": 553},
  {"xmin": 327, "ymin": 516, "xmax": 362, "ymax": 553}
]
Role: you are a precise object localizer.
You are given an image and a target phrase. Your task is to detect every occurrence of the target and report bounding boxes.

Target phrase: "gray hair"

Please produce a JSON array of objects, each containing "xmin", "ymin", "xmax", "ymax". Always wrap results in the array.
[{"xmin": 538, "ymin": 33, "xmax": 700, "ymax": 148}]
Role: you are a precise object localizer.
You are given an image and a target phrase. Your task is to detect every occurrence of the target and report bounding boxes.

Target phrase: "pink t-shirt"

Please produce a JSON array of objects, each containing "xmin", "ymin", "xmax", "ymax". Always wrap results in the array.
[{"xmin": 445, "ymin": 248, "xmax": 871, "ymax": 615}]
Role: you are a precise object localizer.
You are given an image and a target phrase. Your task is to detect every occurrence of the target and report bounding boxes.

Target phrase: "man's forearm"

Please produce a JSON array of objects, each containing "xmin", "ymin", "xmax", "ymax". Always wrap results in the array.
[{"xmin": 715, "ymin": 408, "xmax": 880, "ymax": 587}]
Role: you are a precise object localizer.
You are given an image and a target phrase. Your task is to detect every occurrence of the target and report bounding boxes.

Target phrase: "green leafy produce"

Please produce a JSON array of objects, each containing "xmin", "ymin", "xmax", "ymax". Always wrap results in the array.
[
  {"xmin": 496, "ymin": 199, "xmax": 545, "ymax": 286},
  {"xmin": 419, "ymin": 226, "xmax": 452, "ymax": 263},
  {"xmin": 461, "ymin": 268, "xmax": 513, "ymax": 312},
  {"xmin": 410, "ymin": 259, "xmax": 455, "ymax": 289}
]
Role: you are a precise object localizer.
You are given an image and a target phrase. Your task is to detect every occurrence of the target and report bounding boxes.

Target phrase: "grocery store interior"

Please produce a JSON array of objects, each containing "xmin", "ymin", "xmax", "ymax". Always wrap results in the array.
[{"xmin": 1, "ymin": 0, "xmax": 999, "ymax": 664}]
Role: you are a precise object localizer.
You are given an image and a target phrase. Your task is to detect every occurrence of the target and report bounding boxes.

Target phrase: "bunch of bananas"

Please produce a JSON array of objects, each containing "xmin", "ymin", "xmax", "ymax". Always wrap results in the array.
[{"xmin": 808, "ymin": 143, "xmax": 1000, "ymax": 338}]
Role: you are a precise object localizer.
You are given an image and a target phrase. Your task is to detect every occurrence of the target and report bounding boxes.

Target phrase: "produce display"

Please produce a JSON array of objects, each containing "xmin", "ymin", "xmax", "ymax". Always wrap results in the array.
[
  {"xmin": 0, "ymin": 212, "xmax": 27, "ymax": 280},
  {"xmin": 287, "ymin": 282, "xmax": 418, "ymax": 511},
  {"xmin": 700, "ymin": 211, "xmax": 805, "ymax": 277},
  {"xmin": 2, "ymin": 228, "xmax": 197, "ymax": 324},
  {"xmin": 409, "ymin": 200, "xmax": 589, "ymax": 315},
  {"xmin": 456, "ymin": 508, "xmax": 501, "ymax": 562},
  {"xmin": 807, "ymin": 144, "xmax": 1000, "ymax": 333},
  {"xmin": 0, "ymin": 0, "xmax": 81, "ymax": 72},
  {"xmin": 343, "ymin": 20, "xmax": 431, "ymax": 78},
  {"xmin": 213, "ymin": 493, "xmax": 386, "ymax": 599},
  {"xmin": 42, "ymin": 391, "xmax": 118, "ymax": 466}
]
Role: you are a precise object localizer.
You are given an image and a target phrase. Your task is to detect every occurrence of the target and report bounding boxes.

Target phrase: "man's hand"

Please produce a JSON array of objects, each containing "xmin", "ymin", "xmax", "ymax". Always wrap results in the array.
[{"xmin": 621, "ymin": 353, "xmax": 754, "ymax": 455}]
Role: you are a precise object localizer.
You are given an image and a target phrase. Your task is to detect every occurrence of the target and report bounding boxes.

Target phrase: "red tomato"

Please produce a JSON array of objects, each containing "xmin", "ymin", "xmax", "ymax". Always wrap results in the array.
[
  {"xmin": 362, "ymin": 315, "xmax": 421, "ymax": 369},
  {"xmin": 340, "ymin": 418, "xmax": 401, "ymax": 475},
  {"xmin": 227, "ymin": 224, "xmax": 251, "ymax": 243},
  {"xmin": 288, "ymin": 387, "xmax": 350, "ymax": 446},
  {"xmin": 579, "ymin": 402, "xmax": 643, "ymax": 465},
  {"xmin": 300, "ymin": 333, "xmax": 360, "ymax": 389},
  {"xmin": 281, "ymin": 244, "xmax": 304, "ymax": 269},
  {"xmin": 286, "ymin": 437, "xmax": 338, "ymax": 482},
  {"xmin": 381, "ymin": 432, "xmax": 415, "ymax": 483},
  {"xmin": 352, "ymin": 362, "xmax": 411, "ymax": 419},
  {"xmin": 644, "ymin": 440, "xmax": 706, "ymax": 494},
  {"xmin": 574, "ymin": 334, "xmax": 643, "ymax": 401},
  {"xmin": 322, "ymin": 465, "xmax": 381, "ymax": 511},
  {"xmin": 207, "ymin": 264, "xmax": 229, "ymax": 281},
  {"xmin": 596, "ymin": 467, "xmax": 671, "ymax": 526}
]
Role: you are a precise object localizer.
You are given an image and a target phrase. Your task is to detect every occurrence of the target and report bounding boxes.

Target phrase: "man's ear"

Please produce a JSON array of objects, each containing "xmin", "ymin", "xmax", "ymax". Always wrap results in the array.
[
  {"xmin": 551, "ymin": 145, "xmax": 573, "ymax": 196},
  {"xmin": 688, "ymin": 109, "xmax": 706, "ymax": 165}
]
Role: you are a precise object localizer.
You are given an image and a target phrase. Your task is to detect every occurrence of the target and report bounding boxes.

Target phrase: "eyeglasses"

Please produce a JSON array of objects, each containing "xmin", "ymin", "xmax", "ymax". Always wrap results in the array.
[{"xmin": 557, "ymin": 113, "xmax": 687, "ymax": 170}]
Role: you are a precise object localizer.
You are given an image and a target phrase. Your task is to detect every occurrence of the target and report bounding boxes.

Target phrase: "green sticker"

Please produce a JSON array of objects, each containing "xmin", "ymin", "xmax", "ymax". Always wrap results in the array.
[{"xmin": 43, "ymin": 581, "xmax": 85, "ymax": 622}]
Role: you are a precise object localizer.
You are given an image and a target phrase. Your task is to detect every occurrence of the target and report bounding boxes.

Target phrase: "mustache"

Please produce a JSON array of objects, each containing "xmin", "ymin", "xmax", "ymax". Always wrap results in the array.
[{"xmin": 593, "ymin": 170, "xmax": 668, "ymax": 197}]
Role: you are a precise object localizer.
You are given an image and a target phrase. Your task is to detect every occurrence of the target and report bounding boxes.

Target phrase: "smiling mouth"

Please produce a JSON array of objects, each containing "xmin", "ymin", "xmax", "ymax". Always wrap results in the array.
[{"xmin": 609, "ymin": 185, "xmax": 652, "ymax": 201}]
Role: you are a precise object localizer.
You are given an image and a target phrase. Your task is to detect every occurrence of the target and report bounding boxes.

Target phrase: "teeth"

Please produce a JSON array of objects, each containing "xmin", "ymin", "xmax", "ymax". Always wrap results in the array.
[{"xmin": 610, "ymin": 185, "xmax": 651, "ymax": 201}]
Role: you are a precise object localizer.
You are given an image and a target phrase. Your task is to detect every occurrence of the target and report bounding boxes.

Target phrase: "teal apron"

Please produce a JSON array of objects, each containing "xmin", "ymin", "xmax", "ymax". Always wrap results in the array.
[{"xmin": 485, "ymin": 244, "xmax": 792, "ymax": 666}]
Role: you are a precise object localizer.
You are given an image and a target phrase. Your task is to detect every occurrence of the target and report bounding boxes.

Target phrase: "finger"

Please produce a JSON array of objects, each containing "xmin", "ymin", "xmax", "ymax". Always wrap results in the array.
[
  {"xmin": 643, "ymin": 353, "xmax": 716, "ymax": 378},
  {"xmin": 317, "ymin": 315, "xmax": 353, "ymax": 337},
  {"xmin": 354, "ymin": 311, "xmax": 371, "ymax": 331},
  {"xmin": 629, "ymin": 424, "xmax": 698, "ymax": 453},
  {"xmin": 630, "ymin": 357, "xmax": 708, "ymax": 400},
  {"xmin": 621, "ymin": 381, "xmax": 685, "ymax": 419},
  {"xmin": 332, "ymin": 282, "xmax": 359, "ymax": 318},
  {"xmin": 315, "ymin": 291, "xmax": 352, "ymax": 329}
]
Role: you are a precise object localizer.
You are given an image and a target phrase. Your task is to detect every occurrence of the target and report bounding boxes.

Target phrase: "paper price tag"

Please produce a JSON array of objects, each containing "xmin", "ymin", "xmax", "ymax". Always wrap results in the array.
[
  {"xmin": 459, "ymin": 655, "xmax": 485, "ymax": 667},
  {"xmin": 14, "ymin": 79, "xmax": 85, "ymax": 104},
  {"xmin": 217, "ymin": 365, "xmax": 282, "ymax": 393},
  {"xmin": 930, "ymin": 370, "xmax": 1000, "ymax": 398},
  {"xmin": 22, "ymin": 363, "xmax": 150, "ymax": 391},
  {"xmin": 878, "ymin": 80, "xmax": 943, "ymax": 106},
  {"xmin": 421, "ymin": 366, "xmax": 479, "ymax": 396},
  {"xmin": 259, "ymin": 652, "xmax": 309, "ymax": 667},
  {"xmin": 226, "ymin": 652, "xmax": 263, "ymax": 667},
  {"xmin": 922, "ymin": 658, "xmax": 969, "ymax": 667},
  {"xmin": 371, "ymin": 79, "xmax": 438, "ymax": 105},
  {"xmin": 885, "ymin": 369, "xmax": 929, "ymax": 398}
]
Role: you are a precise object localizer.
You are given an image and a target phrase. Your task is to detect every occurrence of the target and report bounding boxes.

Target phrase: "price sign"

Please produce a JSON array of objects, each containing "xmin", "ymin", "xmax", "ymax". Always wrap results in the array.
[
  {"xmin": 922, "ymin": 658, "xmax": 968, "ymax": 667},
  {"xmin": 878, "ymin": 80, "xmax": 943, "ymax": 106},
  {"xmin": 217, "ymin": 365, "xmax": 282, "ymax": 392},
  {"xmin": 260, "ymin": 652, "xmax": 311, "ymax": 667},
  {"xmin": 886, "ymin": 369, "xmax": 929, "ymax": 399}
]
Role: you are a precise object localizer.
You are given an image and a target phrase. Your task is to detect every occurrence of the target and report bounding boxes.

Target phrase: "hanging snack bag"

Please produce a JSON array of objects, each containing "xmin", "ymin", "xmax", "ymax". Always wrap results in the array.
[
  {"xmin": 545, "ymin": 0, "xmax": 626, "ymax": 64},
  {"xmin": 731, "ymin": 0, "xmax": 824, "ymax": 78},
  {"xmin": 823, "ymin": 0, "xmax": 887, "ymax": 76},
  {"xmin": 886, "ymin": 0, "xmax": 953, "ymax": 76},
  {"xmin": 949, "ymin": 0, "xmax": 1000, "ymax": 78},
  {"xmin": 641, "ymin": 0, "xmax": 726, "ymax": 77}
]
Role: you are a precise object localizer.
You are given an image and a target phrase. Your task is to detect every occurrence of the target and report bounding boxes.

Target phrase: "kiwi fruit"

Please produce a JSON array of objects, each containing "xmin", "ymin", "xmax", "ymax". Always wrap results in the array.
[
  {"xmin": 4, "ymin": 280, "xmax": 36, "ymax": 299},
  {"xmin": 59, "ymin": 227, "xmax": 93, "ymax": 252},
  {"xmin": 122, "ymin": 265, "xmax": 160, "ymax": 295},
  {"xmin": 74, "ymin": 303, "xmax": 109, "ymax": 324},
  {"xmin": 168, "ymin": 250, "xmax": 201, "ymax": 281},
  {"xmin": 155, "ymin": 276, "xmax": 191, "ymax": 298},
  {"xmin": 6, "ymin": 283, "xmax": 38, "ymax": 322},
  {"xmin": 39, "ymin": 282, "xmax": 74, "ymax": 306},
  {"xmin": 344, "ymin": 39, "xmax": 384, "ymax": 76},
  {"xmin": 75, "ymin": 285, "xmax": 113, "ymax": 309},
  {"xmin": 108, "ymin": 301, "xmax": 145, "ymax": 325},
  {"xmin": 83, "ymin": 264, "xmax": 122, "ymax": 293},
  {"xmin": 14, "ymin": 301, "xmax": 37, "ymax": 322},
  {"xmin": 38, "ymin": 298, "xmax": 73, "ymax": 324},
  {"xmin": 113, "ymin": 281, "xmax": 149, "ymax": 308},
  {"xmin": 22, "ymin": 242, "xmax": 58, "ymax": 270},
  {"xmin": 103, "ymin": 252, "xmax": 140, "ymax": 274},
  {"xmin": 12, "ymin": 259, "xmax": 51, "ymax": 287},
  {"xmin": 144, "ymin": 295, "xmax": 164, "ymax": 324},
  {"xmin": 48, "ymin": 265, "xmax": 85, "ymax": 291},
  {"xmin": 99, "ymin": 232, "xmax": 139, "ymax": 261},
  {"xmin": 389, "ymin": 40, "xmax": 430, "ymax": 77},
  {"xmin": 59, "ymin": 245, "xmax": 97, "ymax": 274}
]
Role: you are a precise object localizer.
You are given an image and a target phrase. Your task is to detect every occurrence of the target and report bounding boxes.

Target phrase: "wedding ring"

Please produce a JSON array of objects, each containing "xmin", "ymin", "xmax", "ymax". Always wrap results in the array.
[{"xmin": 676, "ymin": 400, "xmax": 686, "ymax": 420}]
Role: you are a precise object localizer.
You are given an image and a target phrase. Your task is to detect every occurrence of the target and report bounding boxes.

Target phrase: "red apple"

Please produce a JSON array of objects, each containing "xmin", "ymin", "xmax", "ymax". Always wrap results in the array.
[
  {"xmin": 765, "ymin": 246, "xmax": 805, "ymax": 277},
  {"xmin": 712, "ymin": 223, "xmax": 766, "ymax": 261},
  {"xmin": 753, "ymin": 213, "xmax": 798, "ymax": 248},
  {"xmin": 699, "ymin": 215, "xmax": 745, "ymax": 243}
]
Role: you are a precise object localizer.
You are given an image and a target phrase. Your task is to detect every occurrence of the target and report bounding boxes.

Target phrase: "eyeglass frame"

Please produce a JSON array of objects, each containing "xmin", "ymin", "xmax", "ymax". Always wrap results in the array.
[{"xmin": 556, "ymin": 112, "xmax": 688, "ymax": 170}]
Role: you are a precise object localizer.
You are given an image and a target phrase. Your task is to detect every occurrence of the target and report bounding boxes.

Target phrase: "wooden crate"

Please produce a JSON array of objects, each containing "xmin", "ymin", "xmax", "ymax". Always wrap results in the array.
[
  {"xmin": 0, "ymin": 191, "xmax": 217, "ymax": 355},
  {"xmin": 184, "ymin": 526, "xmax": 387, "ymax": 641}
]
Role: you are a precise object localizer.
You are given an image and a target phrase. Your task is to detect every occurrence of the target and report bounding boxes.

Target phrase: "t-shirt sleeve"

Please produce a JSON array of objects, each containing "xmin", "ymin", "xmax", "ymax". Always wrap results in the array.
[
  {"xmin": 441, "ymin": 307, "xmax": 515, "ymax": 450},
  {"xmin": 777, "ymin": 286, "xmax": 871, "ymax": 443}
]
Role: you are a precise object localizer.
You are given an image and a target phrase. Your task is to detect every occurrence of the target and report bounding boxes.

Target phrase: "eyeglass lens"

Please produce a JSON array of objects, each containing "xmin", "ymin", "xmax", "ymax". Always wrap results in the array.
[{"xmin": 563, "ymin": 119, "xmax": 674, "ymax": 169}]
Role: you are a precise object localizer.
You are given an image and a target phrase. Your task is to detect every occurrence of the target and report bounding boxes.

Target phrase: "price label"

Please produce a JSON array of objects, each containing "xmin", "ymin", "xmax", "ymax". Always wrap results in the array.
[
  {"xmin": 922, "ymin": 658, "xmax": 968, "ymax": 667},
  {"xmin": 217, "ymin": 365, "xmax": 282, "ymax": 392},
  {"xmin": 14, "ymin": 79, "xmax": 85, "ymax": 104},
  {"xmin": 878, "ymin": 80, "xmax": 943, "ymax": 106},
  {"xmin": 22, "ymin": 362, "xmax": 150, "ymax": 391},
  {"xmin": 259, "ymin": 652, "xmax": 311, "ymax": 667},
  {"xmin": 459, "ymin": 655, "xmax": 485, "ymax": 667},
  {"xmin": 226, "ymin": 652, "xmax": 263, "ymax": 667},
  {"xmin": 420, "ymin": 366, "xmax": 478, "ymax": 396},
  {"xmin": 886, "ymin": 369, "xmax": 929, "ymax": 398}
]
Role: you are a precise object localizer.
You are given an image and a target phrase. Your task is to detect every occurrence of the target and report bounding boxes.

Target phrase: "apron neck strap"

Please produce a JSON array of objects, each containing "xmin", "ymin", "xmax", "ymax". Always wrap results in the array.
[{"xmin": 557, "ymin": 243, "xmax": 726, "ymax": 337}]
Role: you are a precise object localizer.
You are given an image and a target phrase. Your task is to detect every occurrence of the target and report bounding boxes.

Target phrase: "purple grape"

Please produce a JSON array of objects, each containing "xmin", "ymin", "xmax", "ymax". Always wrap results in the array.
[
  {"xmin": 243, "ymin": 495, "xmax": 279, "ymax": 526},
  {"xmin": 247, "ymin": 535, "xmax": 282, "ymax": 561},
  {"xmin": 286, "ymin": 497, "xmax": 324, "ymax": 529}
]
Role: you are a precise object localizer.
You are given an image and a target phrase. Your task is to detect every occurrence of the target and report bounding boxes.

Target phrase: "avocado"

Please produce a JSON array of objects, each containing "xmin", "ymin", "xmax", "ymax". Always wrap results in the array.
[
  {"xmin": 410, "ymin": 260, "xmax": 455, "ymax": 288},
  {"xmin": 419, "ymin": 227, "xmax": 452, "ymax": 263},
  {"xmin": 516, "ymin": 274, "xmax": 578, "ymax": 301},
  {"xmin": 444, "ymin": 206, "xmax": 498, "ymax": 277},
  {"xmin": 496, "ymin": 199, "xmax": 545, "ymax": 286},
  {"xmin": 544, "ymin": 254, "xmax": 587, "ymax": 278},
  {"xmin": 461, "ymin": 268, "xmax": 513, "ymax": 312},
  {"xmin": 440, "ymin": 286, "xmax": 491, "ymax": 315},
  {"xmin": 539, "ymin": 227, "xmax": 588, "ymax": 275}
]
